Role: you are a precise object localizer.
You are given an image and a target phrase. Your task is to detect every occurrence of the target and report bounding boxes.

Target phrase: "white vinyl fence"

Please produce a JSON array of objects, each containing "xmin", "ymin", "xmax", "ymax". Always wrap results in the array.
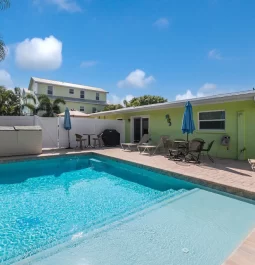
[
  {"xmin": 34, "ymin": 117, "xmax": 59, "ymax": 148},
  {"xmin": 0, "ymin": 116, "xmax": 35, "ymax": 126},
  {"xmin": 58, "ymin": 117, "xmax": 125, "ymax": 148},
  {"xmin": 0, "ymin": 116, "xmax": 125, "ymax": 149}
]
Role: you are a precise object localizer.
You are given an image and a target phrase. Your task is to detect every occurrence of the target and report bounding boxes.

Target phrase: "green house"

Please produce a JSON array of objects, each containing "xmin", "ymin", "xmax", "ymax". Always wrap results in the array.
[
  {"xmin": 90, "ymin": 90, "xmax": 255, "ymax": 160},
  {"xmin": 28, "ymin": 77, "xmax": 108, "ymax": 114}
]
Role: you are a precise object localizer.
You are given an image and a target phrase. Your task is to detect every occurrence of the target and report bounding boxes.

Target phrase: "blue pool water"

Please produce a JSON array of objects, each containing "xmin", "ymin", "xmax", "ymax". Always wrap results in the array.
[
  {"xmin": 0, "ymin": 155, "xmax": 193, "ymax": 264},
  {"xmin": 0, "ymin": 155, "xmax": 255, "ymax": 265}
]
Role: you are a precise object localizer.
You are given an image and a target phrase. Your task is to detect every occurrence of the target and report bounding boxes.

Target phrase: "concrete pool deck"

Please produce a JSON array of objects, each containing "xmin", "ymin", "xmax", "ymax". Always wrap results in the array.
[{"xmin": 0, "ymin": 147, "xmax": 255, "ymax": 265}]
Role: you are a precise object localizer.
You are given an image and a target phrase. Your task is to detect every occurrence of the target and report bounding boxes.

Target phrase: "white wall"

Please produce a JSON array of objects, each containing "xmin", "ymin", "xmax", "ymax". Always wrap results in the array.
[{"xmin": 0, "ymin": 116, "xmax": 125, "ymax": 149}]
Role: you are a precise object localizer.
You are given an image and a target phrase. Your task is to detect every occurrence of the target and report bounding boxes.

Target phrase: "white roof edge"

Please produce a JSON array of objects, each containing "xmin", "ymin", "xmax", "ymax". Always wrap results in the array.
[
  {"xmin": 31, "ymin": 77, "xmax": 108, "ymax": 93},
  {"xmin": 89, "ymin": 90, "xmax": 255, "ymax": 116}
]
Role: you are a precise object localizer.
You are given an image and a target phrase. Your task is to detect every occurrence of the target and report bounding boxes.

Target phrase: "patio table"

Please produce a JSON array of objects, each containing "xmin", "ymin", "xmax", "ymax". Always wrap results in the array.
[
  {"xmin": 83, "ymin": 133, "xmax": 95, "ymax": 148},
  {"xmin": 169, "ymin": 140, "xmax": 189, "ymax": 160}
]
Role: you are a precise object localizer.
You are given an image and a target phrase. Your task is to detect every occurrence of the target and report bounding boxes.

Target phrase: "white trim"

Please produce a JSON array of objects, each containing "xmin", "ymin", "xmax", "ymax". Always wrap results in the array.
[
  {"xmin": 198, "ymin": 110, "xmax": 226, "ymax": 131},
  {"xmin": 31, "ymin": 77, "xmax": 108, "ymax": 93},
  {"xmin": 89, "ymin": 90, "xmax": 255, "ymax": 117},
  {"xmin": 130, "ymin": 115, "xmax": 150, "ymax": 143}
]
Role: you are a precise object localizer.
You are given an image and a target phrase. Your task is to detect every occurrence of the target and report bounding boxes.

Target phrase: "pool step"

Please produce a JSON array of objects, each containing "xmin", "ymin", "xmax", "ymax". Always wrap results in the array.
[
  {"xmin": 13, "ymin": 189, "xmax": 196, "ymax": 265},
  {"xmin": 88, "ymin": 158, "xmax": 107, "ymax": 171}
]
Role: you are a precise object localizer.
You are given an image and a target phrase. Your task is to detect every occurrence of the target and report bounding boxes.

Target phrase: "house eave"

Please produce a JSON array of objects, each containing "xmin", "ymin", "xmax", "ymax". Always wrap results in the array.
[
  {"xmin": 89, "ymin": 90, "xmax": 255, "ymax": 117},
  {"xmin": 31, "ymin": 77, "xmax": 108, "ymax": 93}
]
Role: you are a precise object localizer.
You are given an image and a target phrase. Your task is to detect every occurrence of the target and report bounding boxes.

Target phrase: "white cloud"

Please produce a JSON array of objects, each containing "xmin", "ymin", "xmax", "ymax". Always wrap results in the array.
[
  {"xmin": 108, "ymin": 94, "xmax": 134, "ymax": 105},
  {"xmin": 117, "ymin": 69, "xmax": 155, "ymax": 88},
  {"xmin": 34, "ymin": 0, "xmax": 82, "ymax": 12},
  {"xmin": 80, "ymin": 60, "xmax": 98, "ymax": 68},
  {"xmin": 176, "ymin": 83, "xmax": 217, "ymax": 100},
  {"xmin": 0, "ymin": 70, "xmax": 14, "ymax": 88},
  {"xmin": 153, "ymin": 18, "xmax": 169, "ymax": 29},
  {"xmin": 15, "ymin": 35, "xmax": 62, "ymax": 70},
  {"xmin": 200, "ymin": 82, "xmax": 217, "ymax": 91},
  {"xmin": 208, "ymin": 49, "xmax": 222, "ymax": 60},
  {"xmin": 176, "ymin": 90, "xmax": 196, "ymax": 101}
]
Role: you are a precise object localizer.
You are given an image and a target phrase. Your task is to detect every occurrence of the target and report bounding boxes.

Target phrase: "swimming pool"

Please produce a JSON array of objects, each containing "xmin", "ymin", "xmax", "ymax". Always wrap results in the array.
[{"xmin": 0, "ymin": 155, "xmax": 255, "ymax": 265}]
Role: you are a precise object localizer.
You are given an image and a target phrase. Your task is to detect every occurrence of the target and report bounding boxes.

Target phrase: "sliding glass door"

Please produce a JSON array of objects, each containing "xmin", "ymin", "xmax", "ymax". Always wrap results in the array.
[{"xmin": 133, "ymin": 117, "xmax": 149, "ymax": 142}]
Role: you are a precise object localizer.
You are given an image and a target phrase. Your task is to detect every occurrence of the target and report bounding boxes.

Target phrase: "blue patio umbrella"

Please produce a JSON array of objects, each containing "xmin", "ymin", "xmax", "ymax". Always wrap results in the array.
[
  {"xmin": 181, "ymin": 101, "xmax": 195, "ymax": 141},
  {"xmin": 64, "ymin": 107, "xmax": 72, "ymax": 149}
]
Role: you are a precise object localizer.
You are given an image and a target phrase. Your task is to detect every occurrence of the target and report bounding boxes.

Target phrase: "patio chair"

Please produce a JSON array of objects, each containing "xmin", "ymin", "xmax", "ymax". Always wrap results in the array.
[
  {"xmin": 137, "ymin": 135, "xmax": 170, "ymax": 156},
  {"xmin": 201, "ymin": 140, "xmax": 215, "ymax": 162},
  {"xmin": 121, "ymin": 134, "xmax": 150, "ymax": 151},
  {"xmin": 92, "ymin": 133, "xmax": 103, "ymax": 148},
  {"xmin": 75, "ymin": 134, "xmax": 87, "ymax": 149},
  {"xmin": 248, "ymin": 159, "xmax": 255, "ymax": 171},
  {"xmin": 184, "ymin": 139, "xmax": 205, "ymax": 163},
  {"xmin": 168, "ymin": 139, "xmax": 187, "ymax": 160}
]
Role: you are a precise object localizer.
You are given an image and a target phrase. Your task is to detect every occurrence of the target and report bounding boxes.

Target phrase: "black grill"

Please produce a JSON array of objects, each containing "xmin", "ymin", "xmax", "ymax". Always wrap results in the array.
[{"xmin": 101, "ymin": 129, "xmax": 120, "ymax": 146}]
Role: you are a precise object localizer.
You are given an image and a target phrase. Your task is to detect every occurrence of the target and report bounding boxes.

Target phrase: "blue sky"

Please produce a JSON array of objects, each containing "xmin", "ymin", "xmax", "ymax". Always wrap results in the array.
[{"xmin": 0, "ymin": 0, "xmax": 255, "ymax": 104}]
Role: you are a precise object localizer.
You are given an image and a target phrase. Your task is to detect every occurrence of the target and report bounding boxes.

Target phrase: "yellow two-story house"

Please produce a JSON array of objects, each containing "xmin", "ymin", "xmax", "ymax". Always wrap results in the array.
[{"xmin": 28, "ymin": 77, "xmax": 108, "ymax": 113}]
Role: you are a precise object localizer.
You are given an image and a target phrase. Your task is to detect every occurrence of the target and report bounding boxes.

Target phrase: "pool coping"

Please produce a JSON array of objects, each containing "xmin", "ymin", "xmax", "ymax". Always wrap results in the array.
[
  {"xmin": 222, "ymin": 229, "xmax": 255, "ymax": 265},
  {"xmin": 0, "ymin": 151, "xmax": 254, "ymax": 201}
]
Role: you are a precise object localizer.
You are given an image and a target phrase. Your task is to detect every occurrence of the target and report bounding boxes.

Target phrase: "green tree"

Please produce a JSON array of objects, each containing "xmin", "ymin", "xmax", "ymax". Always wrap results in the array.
[
  {"xmin": 0, "ymin": 0, "xmax": 10, "ymax": 62},
  {"xmin": 103, "ymin": 104, "xmax": 123, "ymax": 111},
  {"xmin": 36, "ymin": 94, "xmax": 66, "ymax": 117},
  {"xmin": 14, "ymin": 87, "xmax": 37, "ymax": 115},
  {"xmin": 0, "ymin": 86, "xmax": 20, "ymax": 115},
  {"xmin": 124, "ymin": 95, "xmax": 167, "ymax": 107}
]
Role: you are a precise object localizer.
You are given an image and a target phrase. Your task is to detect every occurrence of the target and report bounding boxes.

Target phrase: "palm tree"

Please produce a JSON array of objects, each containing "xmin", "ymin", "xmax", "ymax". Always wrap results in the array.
[
  {"xmin": 0, "ymin": 85, "xmax": 20, "ymax": 115},
  {"xmin": 36, "ymin": 94, "xmax": 66, "ymax": 117},
  {"xmin": 0, "ymin": 0, "xmax": 10, "ymax": 10},
  {"xmin": 0, "ymin": 0, "xmax": 10, "ymax": 62},
  {"xmin": 123, "ymin": 99, "xmax": 129, "ymax": 108},
  {"xmin": 14, "ymin": 87, "xmax": 37, "ymax": 115}
]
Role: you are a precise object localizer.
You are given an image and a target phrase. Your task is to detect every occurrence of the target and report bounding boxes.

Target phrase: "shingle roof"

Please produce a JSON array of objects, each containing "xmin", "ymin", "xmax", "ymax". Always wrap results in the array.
[{"xmin": 31, "ymin": 77, "xmax": 108, "ymax": 93}]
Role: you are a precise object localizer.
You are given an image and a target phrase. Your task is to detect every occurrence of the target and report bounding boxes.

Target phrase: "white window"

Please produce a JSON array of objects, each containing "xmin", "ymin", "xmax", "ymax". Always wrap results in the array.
[
  {"xmin": 47, "ymin": 86, "xmax": 53, "ymax": 95},
  {"xmin": 80, "ymin": 106, "xmax": 85, "ymax": 112},
  {"xmin": 198, "ymin": 110, "xmax": 225, "ymax": 130},
  {"xmin": 92, "ymin": 107, "xmax": 97, "ymax": 113},
  {"xmin": 96, "ymin": 92, "xmax": 99, "ymax": 100},
  {"xmin": 80, "ymin": 90, "xmax": 85, "ymax": 99},
  {"xmin": 69, "ymin": 88, "xmax": 74, "ymax": 94}
]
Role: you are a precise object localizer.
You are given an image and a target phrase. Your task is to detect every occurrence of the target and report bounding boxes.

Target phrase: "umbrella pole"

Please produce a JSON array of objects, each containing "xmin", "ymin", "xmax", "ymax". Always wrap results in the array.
[
  {"xmin": 66, "ymin": 130, "xmax": 72, "ymax": 149},
  {"xmin": 68, "ymin": 130, "xmax": 70, "ymax": 148}
]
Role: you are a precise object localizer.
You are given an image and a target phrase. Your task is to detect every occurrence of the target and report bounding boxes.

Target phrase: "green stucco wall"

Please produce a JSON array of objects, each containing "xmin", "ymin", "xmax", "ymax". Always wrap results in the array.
[
  {"xmin": 58, "ymin": 101, "xmax": 105, "ymax": 113},
  {"xmin": 35, "ymin": 83, "xmax": 107, "ymax": 114},
  {"xmin": 37, "ymin": 83, "xmax": 107, "ymax": 102},
  {"xmin": 97, "ymin": 100, "xmax": 255, "ymax": 160}
]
